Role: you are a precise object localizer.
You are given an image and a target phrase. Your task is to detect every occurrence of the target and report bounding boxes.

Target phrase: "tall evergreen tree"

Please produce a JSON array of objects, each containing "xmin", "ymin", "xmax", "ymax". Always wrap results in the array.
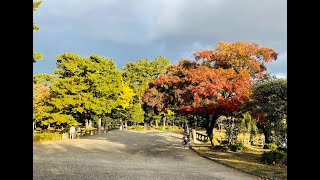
[{"xmin": 49, "ymin": 53, "xmax": 129, "ymax": 128}]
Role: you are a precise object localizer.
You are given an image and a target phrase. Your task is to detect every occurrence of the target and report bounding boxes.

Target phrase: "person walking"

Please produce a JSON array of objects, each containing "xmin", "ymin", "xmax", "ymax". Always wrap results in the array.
[{"xmin": 70, "ymin": 125, "xmax": 76, "ymax": 139}]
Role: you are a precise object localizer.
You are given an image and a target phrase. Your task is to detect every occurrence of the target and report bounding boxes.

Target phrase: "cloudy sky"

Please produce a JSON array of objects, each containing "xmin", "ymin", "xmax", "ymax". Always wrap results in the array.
[{"xmin": 33, "ymin": 0, "xmax": 287, "ymax": 77}]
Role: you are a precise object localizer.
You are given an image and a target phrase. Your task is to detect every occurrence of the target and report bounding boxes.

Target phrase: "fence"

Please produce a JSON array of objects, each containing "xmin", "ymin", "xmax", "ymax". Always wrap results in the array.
[
  {"xmin": 34, "ymin": 125, "xmax": 120, "ymax": 139},
  {"xmin": 196, "ymin": 131, "xmax": 209, "ymax": 142},
  {"xmin": 76, "ymin": 125, "xmax": 118, "ymax": 137}
]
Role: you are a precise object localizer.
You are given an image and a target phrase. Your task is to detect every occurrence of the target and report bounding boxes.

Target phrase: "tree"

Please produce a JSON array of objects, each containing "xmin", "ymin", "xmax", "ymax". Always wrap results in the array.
[
  {"xmin": 250, "ymin": 78, "xmax": 287, "ymax": 143},
  {"xmin": 33, "ymin": 80, "xmax": 51, "ymax": 124},
  {"xmin": 33, "ymin": 73, "xmax": 78, "ymax": 129},
  {"xmin": 239, "ymin": 112, "xmax": 258, "ymax": 144},
  {"xmin": 126, "ymin": 103, "xmax": 145, "ymax": 126},
  {"xmin": 222, "ymin": 117, "xmax": 241, "ymax": 144},
  {"xmin": 143, "ymin": 42, "xmax": 278, "ymax": 146},
  {"xmin": 49, "ymin": 53, "xmax": 128, "ymax": 128},
  {"xmin": 33, "ymin": 1, "xmax": 44, "ymax": 63},
  {"xmin": 112, "ymin": 83, "xmax": 138, "ymax": 128},
  {"xmin": 123, "ymin": 57, "xmax": 170, "ymax": 100},
  {"xmin": 123, "ymin": 57, "xmax": 170, "ymax": 126},
  {"xmin": 33, "ymin": 73, "xmax": 56, "ymax": 84}
]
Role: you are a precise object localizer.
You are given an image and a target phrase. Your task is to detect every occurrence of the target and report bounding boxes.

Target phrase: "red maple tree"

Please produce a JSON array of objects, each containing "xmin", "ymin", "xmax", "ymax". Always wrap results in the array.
[{"xmin": 143, "ymin": 42, "xmax": 278, "ymax": 145}]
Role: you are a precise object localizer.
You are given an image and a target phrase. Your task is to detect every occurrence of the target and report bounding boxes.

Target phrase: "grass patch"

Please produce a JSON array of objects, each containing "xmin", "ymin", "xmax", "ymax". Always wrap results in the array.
[
  {"xmin": 263, "ymin": 143, "xmax": 278, "ymax": 150},
  {"xmin": 33, "ymin": 132, "xmax": 62, "ymax": 141},
  {"xmin": 213, "ymin": 129, "xmax": 265, "ymax": 146},
  {"xmin": 192, "ymin": 145, "xmax": 287, "ymax": 179},
  {"xmin": 127, "ymin": 126, "xmax": 146, "ymax": 131}
]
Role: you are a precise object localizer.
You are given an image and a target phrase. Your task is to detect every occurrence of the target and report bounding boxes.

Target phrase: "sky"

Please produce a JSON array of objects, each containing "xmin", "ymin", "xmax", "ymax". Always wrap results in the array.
[{"xmin": 33, "ymin": 0, "xmax": 287, "ymax": 77}]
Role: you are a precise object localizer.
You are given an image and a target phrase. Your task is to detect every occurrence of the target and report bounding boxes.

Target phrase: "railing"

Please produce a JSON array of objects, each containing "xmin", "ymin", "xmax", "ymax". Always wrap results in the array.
[
  {"xmin": 34, "ymin": 125, "xmax": 120, "ymax": 139},
  {"xmin": 196, "ymin": 131, "xmax": 209, "ymax": 142},
  {"xmin": 77, "ymin": 125, "xmax": 119, "ymax": 138}
]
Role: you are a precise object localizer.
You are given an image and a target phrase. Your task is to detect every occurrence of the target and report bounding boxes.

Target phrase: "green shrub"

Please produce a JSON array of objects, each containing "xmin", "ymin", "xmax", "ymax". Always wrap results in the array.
[
  {"xmin": 166, "ymin": 126, "xmax": 173, "ymax": 131},
  {"xmin": 127, "ymin": 126, "xmax": 134, "ymax": 130},
  {"xmin": 158, "ymin": 126, "xmax": 166, "ymax": 131},
  {"xmin": 220, "ymin": 140, "xmax": 229, "ymax": 145},
  {"xmin": 33, "ymin": 132, "xmax": 62, "ymax": 141},
  {"xmin": 263, "ymin": 143, "xmax": 278, "ymax": 150},
  {"xmin": 277, "ymin": 147, "xmax": 287, "ymax": 153},
  {"xmin": 262, "ymin": 150, "xmax": 287, "ymax": 164},
  {"xmin": 150, "ymin": 125, "xmax": 158, "ymax": 130},
  {"xmin": 33, "ymin": 134, "xmax": 42, "ymax": 141},
  {"xmin": 227, "ymin": 144, "xmax": 247, "ymax": 152},
  {"xmin": 134, "ymin": 126, "xmax": 146, "ymax": 131}
]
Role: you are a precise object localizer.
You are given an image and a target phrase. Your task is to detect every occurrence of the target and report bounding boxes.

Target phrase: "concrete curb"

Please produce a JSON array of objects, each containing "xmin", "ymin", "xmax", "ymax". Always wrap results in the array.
[{"xmin": 190, "ymin": 146, "xmax": 276, "ymax": 180}]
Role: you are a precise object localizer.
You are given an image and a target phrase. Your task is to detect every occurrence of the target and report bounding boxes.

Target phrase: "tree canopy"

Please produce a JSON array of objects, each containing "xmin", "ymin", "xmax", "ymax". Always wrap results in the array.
[
  {"xmin": 143, "ymin": 41, "xmax": 278, "ymax": 145},
  {"xmin": 33, "ymin": 0, "xmax": 44, "ymax": 63},
  {"xmin": 249, "ymin": 78, "xmax": 287, "ymax": 143}
]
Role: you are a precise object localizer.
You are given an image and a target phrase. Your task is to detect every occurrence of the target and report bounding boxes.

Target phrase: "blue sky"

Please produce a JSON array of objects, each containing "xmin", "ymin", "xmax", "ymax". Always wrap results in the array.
[{"xmin": 33, "ymin": 0, "xmax": 287, "ymax": 77}]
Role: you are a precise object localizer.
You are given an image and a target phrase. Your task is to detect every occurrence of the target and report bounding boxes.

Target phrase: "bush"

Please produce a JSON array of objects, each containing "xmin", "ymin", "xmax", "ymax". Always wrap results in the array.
[
  {"xmin": 227, "ymin": 144, "xmax": 247, "ymax": 152},
  {"xmin": 158, "ymin": 126, "xmax": 166, "ymax": 131},
  {"xmin": 133, "ymin": 126, "xmax": 146, "ymax": 131},
  {"xmin": 261, "ymin": 150, "xmax": 287, "ymax": 164},
  {"xmin": 220, "ymin": 140, "xmax": 229, "ymax": 145},
  {"xmin": 263, "ymin": 143, "xmax": 278, "ymax": 150},
  {"xmin": 150, "ymin": 125, "xmax": 158, "ymax": 130},
  {"xmin": 33, "ymin": 132, "xmax": 62, "ymax": 141},
  {"xmin": 277, "ymin": 147, "xmax": 287, "ymax": 153},
  {"xmin": 127, "ymin": 126, "xmax": 134, "ymax": 130},
  {"xmin": 166, "ymin": 126, "xmax": 173, "ymax": 131}
]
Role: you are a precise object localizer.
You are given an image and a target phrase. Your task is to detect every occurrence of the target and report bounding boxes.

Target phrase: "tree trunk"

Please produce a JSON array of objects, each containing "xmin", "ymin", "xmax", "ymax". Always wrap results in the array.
[
  {"xmin": 243, "ymin": 132, "xmax": 246, "ymax": 144},
  {"xmin": 250, "ymin": 133, "xmax": 254, "ymax": 145},
  {"xmin": 262, "ymin": 125, "xmax": 272, "ymax": 144},
  {"xmin": 205, "ymin": 114, "xmax": 220, "ymax": 147},
  {"xmin": 163, "ymin": 116, "xmax": 166, "ymax": 128},
  {"xmin": 88, "ymin": 120, "xmax": 92, "ymax": 128},
  {"xmin": 47, "ymin": 123, "xmax": 50, "ymax": 130},
  {"xmin": 172, "ymin": 116, "xmax": 174, "ymax": 130},
  {"xmin": 155, "ymin": 119, "xmax": 158, "ymax": 129},
  {"xmin": 98, "ymin": 118, "xmax": 101, "ymax": 128},
  {"xmin": 119, "ymin": 119, "xmax": 123, "ymax": 130},
  {"xmin": 85, "ymin": 121, "xmax": 89, "ymax": 128},
  {"xmin": 104, "ymin": 119, "xmax": 107, "ymax": 132},
  {"xmin": 125, "ymin": 120, "xmax": 128, "ymax": 129}
]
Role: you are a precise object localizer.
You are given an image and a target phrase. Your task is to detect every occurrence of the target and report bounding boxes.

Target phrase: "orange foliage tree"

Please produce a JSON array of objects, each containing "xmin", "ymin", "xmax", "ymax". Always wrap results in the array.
[{"xmin": 143, "ymin": 42, "xmax": 278, "ymax": 146}]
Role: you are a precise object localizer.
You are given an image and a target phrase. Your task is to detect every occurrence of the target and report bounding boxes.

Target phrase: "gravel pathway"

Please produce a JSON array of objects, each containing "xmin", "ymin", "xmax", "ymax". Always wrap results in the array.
[{"xmin": 33, "ymin": 130, "xmax": 257, "ymax": 180}]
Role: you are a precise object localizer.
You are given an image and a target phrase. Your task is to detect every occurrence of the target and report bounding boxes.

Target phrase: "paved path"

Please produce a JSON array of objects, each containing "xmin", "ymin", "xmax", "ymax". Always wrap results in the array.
[{"xmin": 33, "ymin": 130, "xmax": 257, "ymax": 180}]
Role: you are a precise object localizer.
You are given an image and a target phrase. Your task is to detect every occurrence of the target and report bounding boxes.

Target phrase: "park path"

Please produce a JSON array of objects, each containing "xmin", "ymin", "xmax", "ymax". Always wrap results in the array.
[{"xmin": 33, "ymin": 130, "xmax": 257, "ymax": 180}]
